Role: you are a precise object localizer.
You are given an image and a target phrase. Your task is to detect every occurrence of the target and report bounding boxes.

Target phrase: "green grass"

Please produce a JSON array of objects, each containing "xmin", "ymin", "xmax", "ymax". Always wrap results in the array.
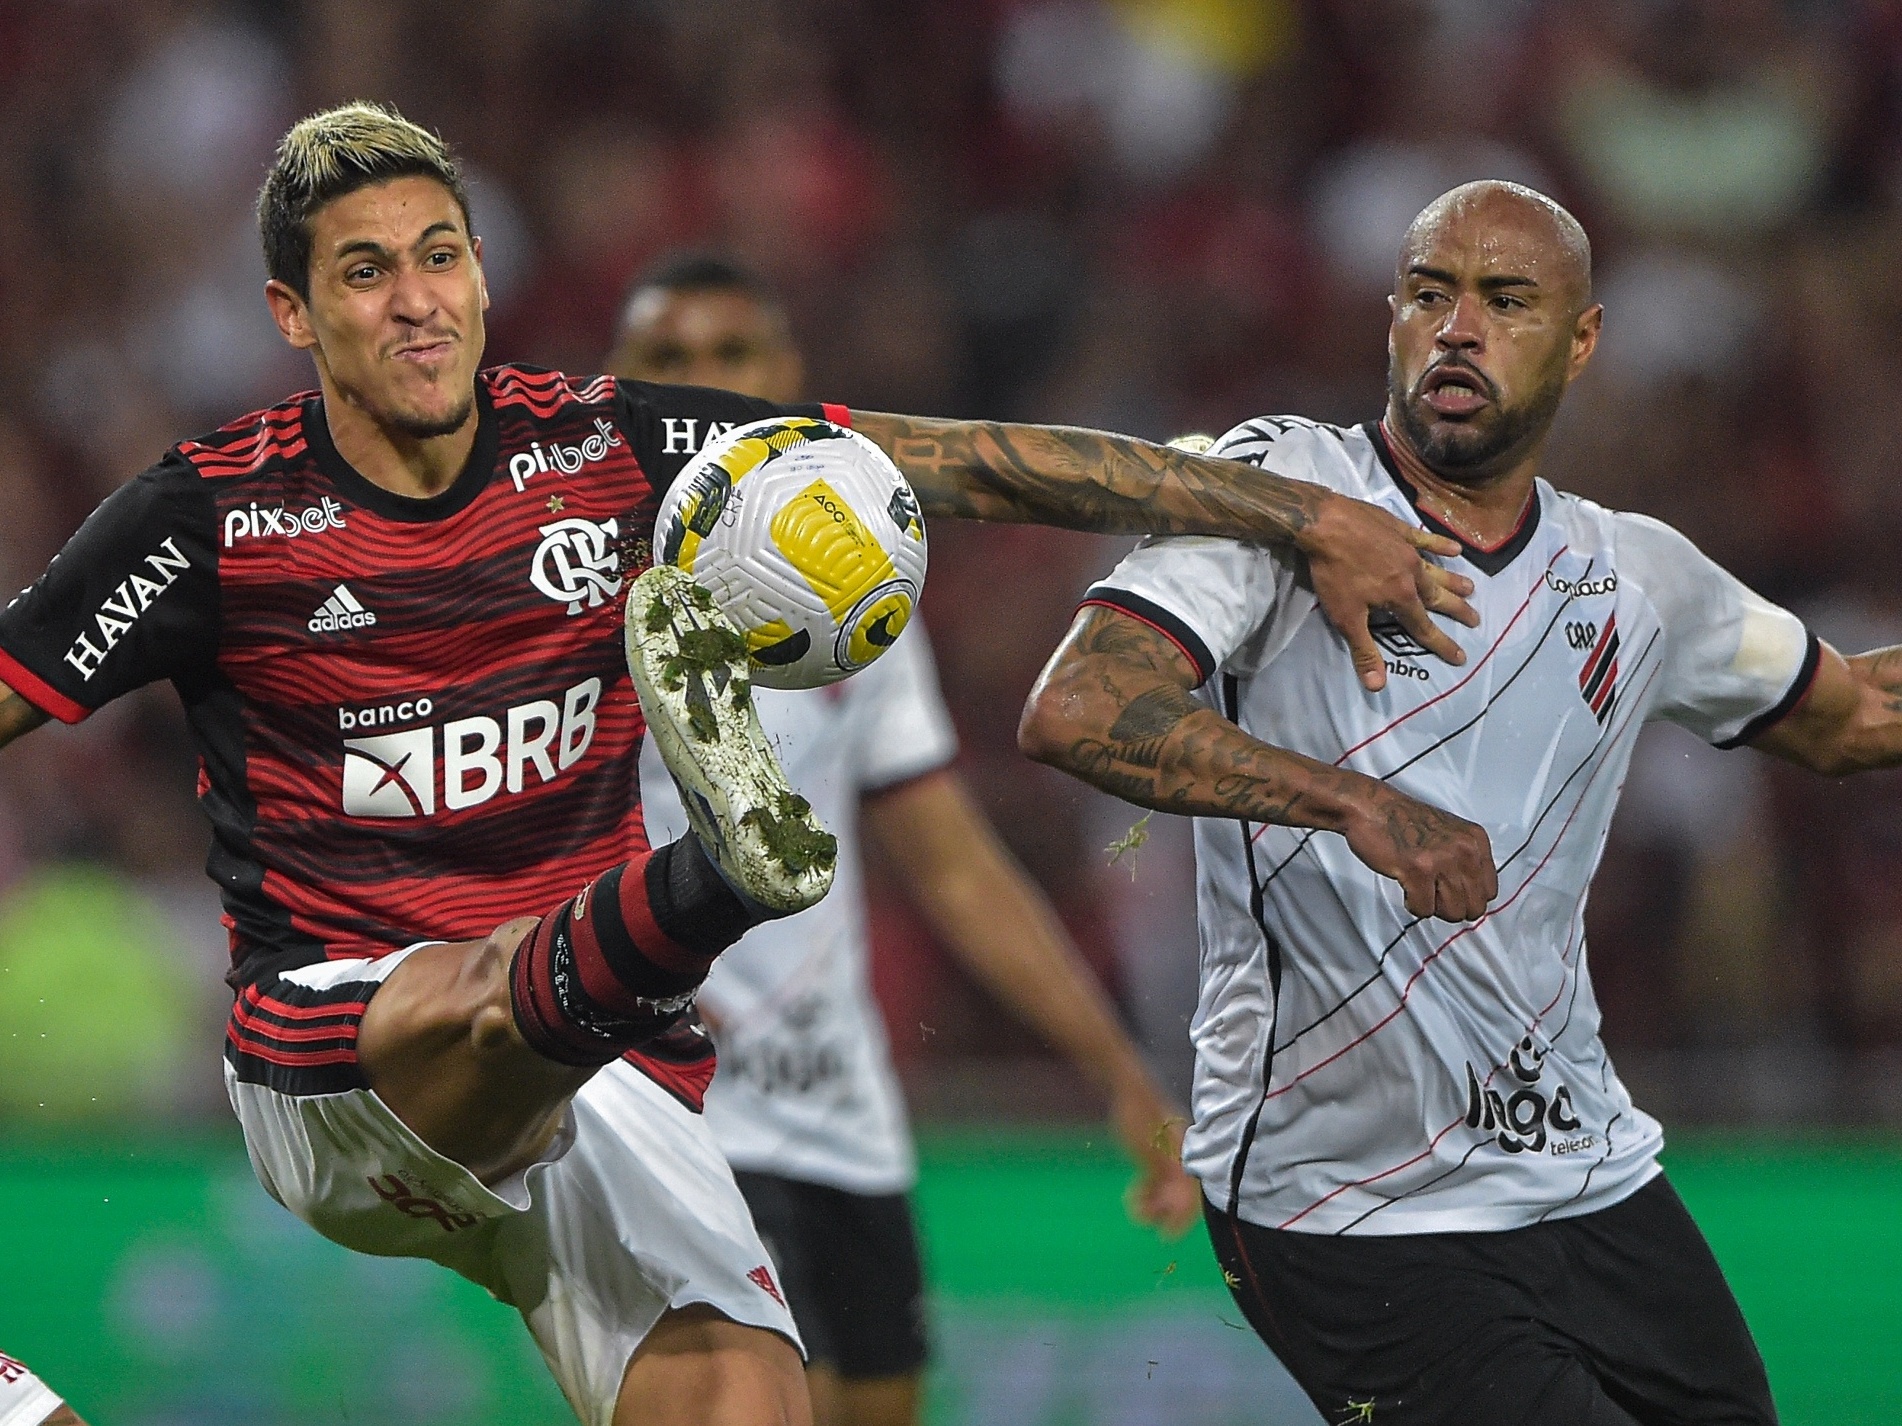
[{"xmin": 0, "ymin": 1129, "xmax": 1897, "ymax": 1422}]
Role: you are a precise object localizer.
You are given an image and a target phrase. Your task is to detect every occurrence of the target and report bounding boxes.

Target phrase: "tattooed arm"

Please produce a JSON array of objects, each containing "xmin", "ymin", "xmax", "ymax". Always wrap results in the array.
[
  {"xmin": 1752, "ymin": 643, "xmax": 1902, "ymax": 775},
  {"xmin": 0, "ymin": 682, "xmax": 48, "ymax": 752},
  {"xmin": 849, "ymin": 410, "xmax": 1478, "ymax": 693},
  {"xmin": 1019, "ymin": 607, "xmax": 1497, "ymax": 922}
]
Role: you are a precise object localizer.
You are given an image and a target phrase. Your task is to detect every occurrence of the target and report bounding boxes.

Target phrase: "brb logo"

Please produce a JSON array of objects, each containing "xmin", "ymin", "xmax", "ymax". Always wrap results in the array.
[
  {"xmin": 341, "ymin": 679, "xmax": 601, "ymax": 817},
  {"xmin": 531, "ymin": 517, "xmax": 622, "ymax": 615},
  {"xmin": 508, "ymin": 417, "xmax": 623, "ymax": 491}
]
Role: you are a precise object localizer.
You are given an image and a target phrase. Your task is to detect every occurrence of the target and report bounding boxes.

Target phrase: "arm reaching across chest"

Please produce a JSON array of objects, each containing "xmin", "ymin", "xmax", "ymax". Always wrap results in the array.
[
  {"xmin": 848, "ymin": 410, "xmax": 1478, "ymax": 693},
  {"xmin": 1019, "ymin": 604, "xmax": 1496, "ymax": 922}
]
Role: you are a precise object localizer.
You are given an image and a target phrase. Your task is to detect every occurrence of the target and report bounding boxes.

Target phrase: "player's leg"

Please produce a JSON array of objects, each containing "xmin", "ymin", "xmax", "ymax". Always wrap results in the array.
[
  {"xmin": 359, "ymin": 565, "xmax": 836, "ymax": 1185},
  {"xmin": 814, "ymin": 1189, "xmax": 929, "ymax": 1426},
  {"xmin": 614, "ymin": 1305, "xmax": 810, "ymax": 1426},
  {"xmin": 1203, "ymin": 1199, "xmax": 1649, "ymax": 1426},
  {"xmin": 732, "ymin": 1173, "xmax": 928, "ymax": 1426},
  {"xmin": 1554, "ymin": 1174, "xmax": 1777, "ymax": 1425}
]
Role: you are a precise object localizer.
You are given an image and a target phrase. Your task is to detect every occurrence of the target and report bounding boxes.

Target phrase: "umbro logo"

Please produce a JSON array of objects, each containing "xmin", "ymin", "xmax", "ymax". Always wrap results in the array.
[{"xmin": 309, "ymin": 584, "xmax": 378, "ymax": 634}]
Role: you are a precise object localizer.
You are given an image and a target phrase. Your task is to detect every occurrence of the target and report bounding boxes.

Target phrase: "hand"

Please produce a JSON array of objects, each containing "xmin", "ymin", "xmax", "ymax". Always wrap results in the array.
[
  {"xmin": 1297, "ymin": 494, "xmax": 1478, "ymax": 692},
  {"xmin": 1110, "ymin": 1079, "xmax": 1202, "ymax": 1239},
  {"xmin": 1343, "ymin": 783, "xmax": 1496, "ymax": 922}
]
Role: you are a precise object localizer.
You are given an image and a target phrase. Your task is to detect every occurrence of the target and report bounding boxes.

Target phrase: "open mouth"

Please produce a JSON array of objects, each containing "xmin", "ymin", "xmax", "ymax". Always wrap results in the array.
[{"xmin": 1418, "ymin": 363, "xmax": 1493, "ymax": 418}]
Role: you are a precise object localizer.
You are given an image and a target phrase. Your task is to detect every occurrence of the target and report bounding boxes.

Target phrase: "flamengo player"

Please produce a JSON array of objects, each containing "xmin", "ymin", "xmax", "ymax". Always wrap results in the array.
[
  {"xmin": 0, "ymin": 1354, "xmax": 84, "ymax": 1426},
  {"xmin": 609, "ymin": 255, "xmax": 1202, "ymax": 1426},
  {"xmin": 1021, "ymin": 182, "xmax": 1902, "ymax": 1424},
  {"xmin": 0, "ymin": 105, "xmax": 1475, "ymax": 1426}
]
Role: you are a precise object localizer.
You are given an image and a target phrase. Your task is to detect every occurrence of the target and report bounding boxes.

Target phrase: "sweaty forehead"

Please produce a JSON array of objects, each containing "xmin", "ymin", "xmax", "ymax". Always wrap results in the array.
[{"xmin": 1399, "ymin": 189, "xmax": 1591, "ymax": 304}]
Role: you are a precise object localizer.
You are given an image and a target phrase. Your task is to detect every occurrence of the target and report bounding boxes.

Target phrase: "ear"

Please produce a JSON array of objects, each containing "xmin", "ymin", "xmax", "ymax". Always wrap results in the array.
[
  {"xmin": 265, "ymin": 278, "xmax": 318, "ymax": 352},
  {"xmin": 473, "ymin": 234, "xmax": 491, "ymax": 313},
  {"xmin": 1567, "ymin": 303, "xmax": 1604, "ymax": 379}
]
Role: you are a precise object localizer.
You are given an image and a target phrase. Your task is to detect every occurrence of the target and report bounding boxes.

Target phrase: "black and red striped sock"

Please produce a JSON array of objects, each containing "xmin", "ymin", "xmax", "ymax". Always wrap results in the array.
[{"xmin": 508, "ymin": 833, "xmax": 766, "ymax": 1066}]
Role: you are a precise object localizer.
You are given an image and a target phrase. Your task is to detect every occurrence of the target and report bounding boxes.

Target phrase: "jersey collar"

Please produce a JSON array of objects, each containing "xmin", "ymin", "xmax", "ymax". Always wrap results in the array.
[
  {"xmin": 307, "ymin": 383, "xmax": 500, "ymax": 523},
  {"xmin": 1364, "ymin": 420, "xmax": 1541, "ymax": 578}
]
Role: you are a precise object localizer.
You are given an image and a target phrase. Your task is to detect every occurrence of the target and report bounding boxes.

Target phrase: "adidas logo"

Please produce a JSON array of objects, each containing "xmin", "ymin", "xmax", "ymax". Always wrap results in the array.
[{"xmin": 309, "ymin": 584, "xmax": 378, "ymax": 634}]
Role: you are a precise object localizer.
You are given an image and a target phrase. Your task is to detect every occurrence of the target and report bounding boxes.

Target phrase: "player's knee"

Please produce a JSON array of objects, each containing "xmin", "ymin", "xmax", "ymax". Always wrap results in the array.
[{"xmin": 464, "ymin": 916, "xmax": 539, "ymax": 1058}]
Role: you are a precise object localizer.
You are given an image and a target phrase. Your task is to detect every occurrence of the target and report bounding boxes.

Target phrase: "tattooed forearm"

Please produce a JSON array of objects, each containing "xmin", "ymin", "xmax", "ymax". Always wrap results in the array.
[
  {"xmin": 1107, "ymin": 685, "xmax": 1201, "ymax": 768},
  {"xmin": 850, "ymin": 410, "xmax": 1326, "ymax": 545},
  {"xmin": 0, "ymin": 689, "xmax": 48, "ymax": 750},
  {"xmin": 1022, "ymin": 607, "xmax": 1361, "ymax": 832}
]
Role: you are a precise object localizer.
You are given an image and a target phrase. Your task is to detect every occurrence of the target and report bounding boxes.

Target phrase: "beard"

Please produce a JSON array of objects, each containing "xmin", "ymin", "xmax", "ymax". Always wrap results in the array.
[
  {"xmin": 1388, "ymin": 359, "xmax": 1566, "ymax": 486},
  {"xmin": 385, "ymin": 391, "xmax": 475, "ymax": 441}
]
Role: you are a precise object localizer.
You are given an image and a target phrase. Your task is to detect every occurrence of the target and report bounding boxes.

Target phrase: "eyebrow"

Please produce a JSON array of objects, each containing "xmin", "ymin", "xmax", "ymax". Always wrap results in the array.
[
  {"xmin": 1407, "ymin": 264, "xmax": 1541, "ymax": 292},
  {"xmin": 333, "ymin": 221, "xmax": 464, "ymax": 263}
]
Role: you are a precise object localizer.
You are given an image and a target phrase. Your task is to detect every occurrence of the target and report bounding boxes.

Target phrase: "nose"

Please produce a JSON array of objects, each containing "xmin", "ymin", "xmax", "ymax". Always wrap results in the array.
[
  {"xmin": 387, "ymin": 266, "xmax": 437, "ymax": 326},
  {"xmin": 1435, "ymin": 292, "xmax": 1486, "ymax": 351}
]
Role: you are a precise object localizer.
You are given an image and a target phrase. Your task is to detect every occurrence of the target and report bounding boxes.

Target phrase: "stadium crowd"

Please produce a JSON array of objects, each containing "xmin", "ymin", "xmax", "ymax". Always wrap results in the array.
[{"xmin": 3, "ymin": 0, "xmax": 1902, "ymax": 1125}]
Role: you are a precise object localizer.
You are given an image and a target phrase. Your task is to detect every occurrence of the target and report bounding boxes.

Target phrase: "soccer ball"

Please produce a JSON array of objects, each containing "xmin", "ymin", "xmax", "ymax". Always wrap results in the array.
[{"xmin": 654, "ymin": 416, "xmax": 928, "ymax": 689}]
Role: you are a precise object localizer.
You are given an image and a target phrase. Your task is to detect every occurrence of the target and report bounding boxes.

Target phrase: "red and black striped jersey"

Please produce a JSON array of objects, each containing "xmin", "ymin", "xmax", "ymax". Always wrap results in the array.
[{"xmin": 0, "ymin": 364, "xmax": 843, "ymax": 989}]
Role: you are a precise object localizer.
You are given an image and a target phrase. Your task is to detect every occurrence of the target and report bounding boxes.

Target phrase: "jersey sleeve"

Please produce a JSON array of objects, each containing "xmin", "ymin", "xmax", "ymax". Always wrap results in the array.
[
  {"xmin": 614, "ymin": 380, "xmax": 850, "ymax": 500},
  {"xmin": 0, "ymin": 455, "xmax": 218, "ymax": 723},
  {"xmin": 1078, "ymin": 419, "xmax": 1350, "ymax": 686},
  {"xmin": 1615, "ymin": 511, "xmax": 1819, "ymax": 748},
  {"xmin": 849, "ymin": 622, "xmax": 960, "ymax": 793}
]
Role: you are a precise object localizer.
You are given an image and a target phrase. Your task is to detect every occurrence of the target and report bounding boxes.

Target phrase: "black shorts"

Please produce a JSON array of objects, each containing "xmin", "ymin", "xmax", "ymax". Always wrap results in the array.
[
  {"xmin": 733, "ymin": 1170, "xmax": 929, "ymax": 1378},
  {"xmin": 1207, "ymin": 1174, "xmax": 1775, "ymax": 1426}
]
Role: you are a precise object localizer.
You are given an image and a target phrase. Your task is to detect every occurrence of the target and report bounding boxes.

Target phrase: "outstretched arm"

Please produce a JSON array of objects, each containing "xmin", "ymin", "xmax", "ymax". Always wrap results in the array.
[
  {"xmin": 848, "ymin": 410, "xmax": 1478, "ymax": 693},
  {"xmin": 1019, "ymin": 606, "xmax": 1497, "ymax": 922},
  {"xmin": 0, "ymin": 683, "xmax": 49, "ymax": 751},
  {"xmin": 1753, "ymin": 643, "xmax": 1902, "ymax": 774},
  {"xmin": 863, "ymin": 768, "xmax": 1202, "ymax": 1236}
]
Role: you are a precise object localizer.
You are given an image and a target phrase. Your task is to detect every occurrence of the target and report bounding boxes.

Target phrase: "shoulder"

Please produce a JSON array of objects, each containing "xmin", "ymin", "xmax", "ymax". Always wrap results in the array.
[
  {"xmin": 483, "ymin": 364, "xmax": 617, "ymax": 415},
  {"xmin": 1207, "ymin": 416, "xmax": 1378, "ymax": 500},
  {"xmin": 172, "ymin": 393, "xmax": 318, "ymax": 483}
]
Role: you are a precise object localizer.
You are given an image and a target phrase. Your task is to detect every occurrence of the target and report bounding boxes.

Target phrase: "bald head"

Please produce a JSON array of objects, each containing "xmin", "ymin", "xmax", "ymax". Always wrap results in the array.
[
  {"xmin": 1384, "ymin": 181, "xmax": 1603, "ymax": 485},
  {"xmin": 1399, "ymin": 181, "xmax": 1593, "ymax": 316}
]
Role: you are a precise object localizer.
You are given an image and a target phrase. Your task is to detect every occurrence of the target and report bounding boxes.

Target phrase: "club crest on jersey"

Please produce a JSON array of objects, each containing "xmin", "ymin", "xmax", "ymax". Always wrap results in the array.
[
  {"xmin": 531, "ymin": 517, "xmax": 622, "ymax": 615},
  {"xmin": 1577, "ymin": 615, "xmax": 1620, "ymax": 725}
]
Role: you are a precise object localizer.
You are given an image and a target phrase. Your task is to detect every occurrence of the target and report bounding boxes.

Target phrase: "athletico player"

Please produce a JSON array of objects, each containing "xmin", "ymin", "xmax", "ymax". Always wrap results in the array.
[
  {"xmin": 1022, "ymin": 180, "xmax": 1902, "ymax": 1424},
  {"xmin": 0, "ymin": 104, "xmax": 1476, "ymax": 1426},
  {"xmin": 609, "ymin": 255, "xmax": 1201, "ymax": 1426},
  {"xmin": 0, "ymin": 1354, "xmax": 84, "ymax": 1426}
]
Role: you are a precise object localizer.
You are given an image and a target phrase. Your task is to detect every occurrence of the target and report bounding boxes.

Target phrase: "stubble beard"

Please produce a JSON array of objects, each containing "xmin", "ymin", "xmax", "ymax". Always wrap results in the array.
[
  {"xmin": 387, "ymin": 392, "xmax": 475, "ymax": 441},
  {"xmin": 1388, "ymin": 362, "xmax": 1567, "ymax": 488}
]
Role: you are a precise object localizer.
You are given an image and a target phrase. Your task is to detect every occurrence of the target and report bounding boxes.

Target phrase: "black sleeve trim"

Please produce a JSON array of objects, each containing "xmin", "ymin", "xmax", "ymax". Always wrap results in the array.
[
  {"xmin": 1079, "ymin": 585, "xmax": 1217, "ymax": 687},
  {"xmin": 1716, "ymin": 629, "xmax": 1822, "ymax": 750}
]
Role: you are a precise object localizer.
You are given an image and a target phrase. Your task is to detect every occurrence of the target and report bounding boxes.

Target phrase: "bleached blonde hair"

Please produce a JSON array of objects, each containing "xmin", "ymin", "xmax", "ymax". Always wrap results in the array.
[{"xmin": 258, "ymin": 101, "xmax": 471, "ymax": 298}]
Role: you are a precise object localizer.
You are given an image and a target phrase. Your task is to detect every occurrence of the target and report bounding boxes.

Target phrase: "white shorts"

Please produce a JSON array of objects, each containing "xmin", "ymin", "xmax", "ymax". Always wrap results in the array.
[
  {"xmin": 223, "ymin": 951, "xmax": 800, "ymax": 1426},
  {"xmin": 0, "ymin": 1354, "xmax": 62, "ymax": 1426}
]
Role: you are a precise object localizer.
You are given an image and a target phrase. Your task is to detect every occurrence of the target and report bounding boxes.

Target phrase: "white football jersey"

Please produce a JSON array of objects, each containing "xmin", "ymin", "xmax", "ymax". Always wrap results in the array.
[
  {"xmin": 1088, "ymin": 418, "xmax": 1817, "ymax": 1236},
  {"xmin": 641, "ymin": 625, "xmax": 958, "ymax": 1195}
]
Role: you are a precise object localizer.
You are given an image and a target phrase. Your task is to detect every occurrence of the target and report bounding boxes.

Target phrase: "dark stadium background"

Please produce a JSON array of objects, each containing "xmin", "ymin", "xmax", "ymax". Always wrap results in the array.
[{"xmin": 3, "ymin": 1, "xmax": 1902, "ymax": 1421}]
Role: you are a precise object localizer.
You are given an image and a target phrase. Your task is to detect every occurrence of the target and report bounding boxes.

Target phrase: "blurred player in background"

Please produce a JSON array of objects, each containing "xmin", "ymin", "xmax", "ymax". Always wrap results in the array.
[
  {"xmin": 609, "ymin": 255, "xmax": 1201, "ymax": 1426},
  {"xmin": 0, "ymin": 105, "xmax": 1475, "ymax": 1426},
  {"xmin": 1021, "ymin": 180, "xmax": 1902, "ymax": 1425},
  {"xmin": 0, "ymin": 1354, "xmax": 84, "ymax": 1426}
]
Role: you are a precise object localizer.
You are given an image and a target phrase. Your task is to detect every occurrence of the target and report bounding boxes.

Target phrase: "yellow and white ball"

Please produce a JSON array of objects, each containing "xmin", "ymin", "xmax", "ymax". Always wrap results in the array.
[{"xmin": 654, "ymin": 416, "xmax": 928, "ymax": 689}]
